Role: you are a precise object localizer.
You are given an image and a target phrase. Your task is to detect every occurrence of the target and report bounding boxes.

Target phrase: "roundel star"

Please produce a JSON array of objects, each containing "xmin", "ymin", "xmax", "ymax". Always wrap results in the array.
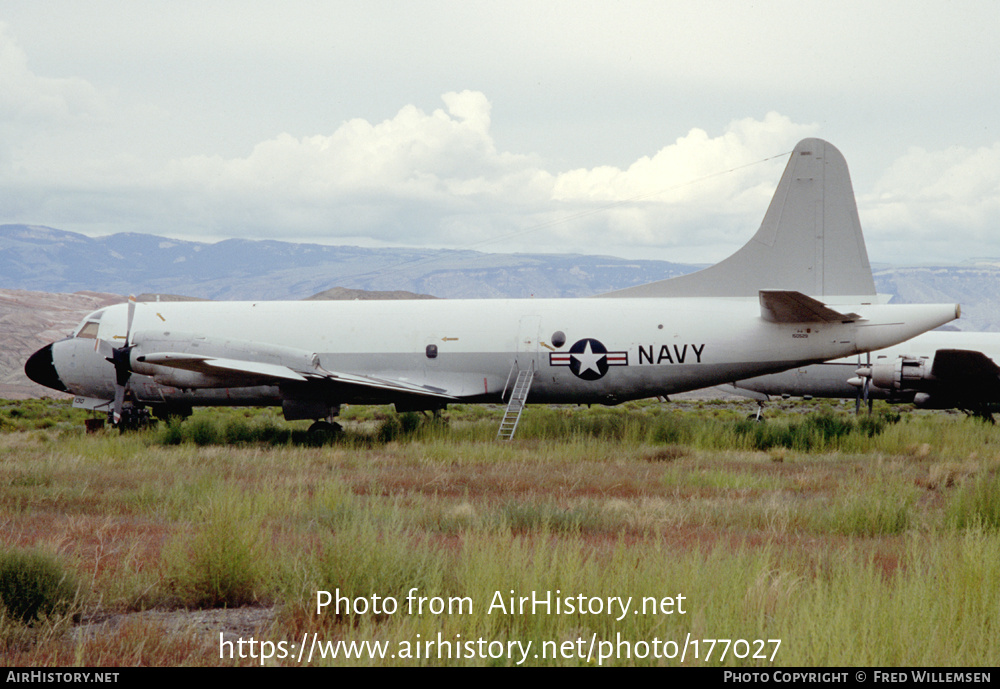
[{"xmin": 569, "ymin": 338, "xmax": 609, "ymax": 381}]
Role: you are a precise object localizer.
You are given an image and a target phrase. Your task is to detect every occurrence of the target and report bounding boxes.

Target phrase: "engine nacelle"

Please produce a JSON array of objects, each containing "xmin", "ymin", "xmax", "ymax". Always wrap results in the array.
[
  {"xmin": 870, "ymin": 356, "xmax": 934, "ymax": 392},
  {"xmin": 132, "ymin": 366, "xmax": 235, "ymax": 389},
  {"xmin": 127, "ymin": 330, "xmax": 319, "ymax": 389}
]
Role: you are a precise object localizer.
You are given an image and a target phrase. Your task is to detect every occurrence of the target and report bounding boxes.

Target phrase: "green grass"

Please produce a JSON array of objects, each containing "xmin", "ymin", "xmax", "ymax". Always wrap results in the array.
[
  {"xmin": 946, "ymin": 468, "xmax": 1000, "ymax": 529},
  {"xmin": 1, "ymin": 399, "xmax": 999, "ymax": 665}
]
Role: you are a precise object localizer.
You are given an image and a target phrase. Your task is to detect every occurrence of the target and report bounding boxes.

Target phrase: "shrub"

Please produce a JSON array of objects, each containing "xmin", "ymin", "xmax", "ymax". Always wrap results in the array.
[
  {"xmin": 188, "ymin": 418, "xmax": 220, "ymax": 446},
  {"xmin": 376, "ymin": 415, "xmax": 403, "ymax": 443},
  {"xmin": 0, "ymin": 550, "xmax": 79, "ymax": 624},
  {"xmin": 375, "ymin": 412, "xmax": 429, "ymax": 442},
  {"xmin": 161, "ymin": 418, "xmax": 185, "ymax": 445},
  {"xmin": 399, "ymin": 412, "xmax": 422, "ymax": 434}
]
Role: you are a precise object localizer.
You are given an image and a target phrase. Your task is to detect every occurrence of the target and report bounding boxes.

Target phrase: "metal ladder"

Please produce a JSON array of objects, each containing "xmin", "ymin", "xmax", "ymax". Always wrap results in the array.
[{"xmin": 496, "ymin": 367, "xmax": 534, "ymax": 441}]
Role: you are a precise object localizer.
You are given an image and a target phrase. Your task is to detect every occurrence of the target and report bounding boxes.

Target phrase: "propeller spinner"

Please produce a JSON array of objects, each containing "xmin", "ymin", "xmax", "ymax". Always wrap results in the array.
[{"xmin": 852, "ymin": 352, "xmax": 873, "ymax": 415}]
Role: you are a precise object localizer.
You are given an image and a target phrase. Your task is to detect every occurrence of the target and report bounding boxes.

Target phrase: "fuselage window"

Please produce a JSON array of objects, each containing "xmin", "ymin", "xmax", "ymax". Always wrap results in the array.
[{"xmin": 77, "ymin": 322, "xmax": 100, "ymax": 339}]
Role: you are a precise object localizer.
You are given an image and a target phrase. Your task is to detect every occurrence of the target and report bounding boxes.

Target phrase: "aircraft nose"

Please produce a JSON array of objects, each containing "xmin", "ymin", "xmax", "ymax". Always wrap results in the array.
[{"xmin": 25, "ymin": 344, "xmax": 68, "ymax": 393}]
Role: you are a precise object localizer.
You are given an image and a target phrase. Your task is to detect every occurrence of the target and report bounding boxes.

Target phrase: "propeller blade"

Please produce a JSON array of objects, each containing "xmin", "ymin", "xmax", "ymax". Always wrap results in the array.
[
  {"xmin": 112, "ymin": 384, "xmax": 126, "ymax": 425},
  {"xmin": 93, "ymin": 338, "xmax": 114, "ymax": 358},
  {"xmin": 863, "ymin": 352, "xmax": 873, "ymax": 414},
  {"xmin": 125, "ymin": 295, "xmax": 136, "ymax": 346},
  {"xmin": 107, "ymin": 295, "xmax": 138, "ymax": 426},
  {"xmin": 855, "ymin": 354, "xmax": 862, "ymax": 414},
  {"xmin": 855, "ymin": 352, "xmax": 874, "ymax": 415}
]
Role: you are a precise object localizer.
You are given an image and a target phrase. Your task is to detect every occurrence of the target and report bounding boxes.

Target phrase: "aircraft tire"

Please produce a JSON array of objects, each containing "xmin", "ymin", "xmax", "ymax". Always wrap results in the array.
[{"xmin": 308, "ymin": 420, "xmax": 343, "ymax": 442}]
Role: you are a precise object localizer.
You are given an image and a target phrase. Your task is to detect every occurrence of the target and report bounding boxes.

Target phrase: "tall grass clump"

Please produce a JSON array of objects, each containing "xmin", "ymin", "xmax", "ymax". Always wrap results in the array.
[
  {"xmin": 156, "ymin": 413, "xmax": 293, "ymax": 446},
  {"xmin": 799, "ymin": 468, "xmax": 918, "ymax": 536},
  {"xmin": 491, "ymin": 499, "xmax": 617, "ymax": 534},
  {"xmin": 374, "ymin": 411, "xmax": 452, "ymax": 443},
  {"xmin": 288, "ymin": 519, "xmax": 447, "ymax": 630},
  {"xmin": 825, "ymin": 488, "xmax": 915, "ymax": 536},
  {"xmin": 376, "ymin": 414, "xmax": 405, "ymax": 443},
  {"xmin": 649, "ymin": 413, "xmax": 692, "ymax": 444},
  {"xmin": 165, "ymin": 530, "xmax": 265, "ymax": 608},
  {"xmin": 161, "ymin": 417, "xmax": 185, "ymax": 445},
  {"xmin": 0, "ymin": 549, "xmax": 79, "ymax": 624},
  {"xmin": 520, "ymin": 407, "xmax": 649, "ymax": 443},
  {"xmin": 187, "ymin": 417, "xmax": 221, "ymax": 446},
  {"xmin": 946, "ymin": 468, "xmax": 1000, "ymax": 530},
  {"xmin": 163, "ymin": 491, "xmax": 270, "ymax": 608},
  {"xmin": 728, "ymin": 411, "xmax": 892, "ymax": 452}
]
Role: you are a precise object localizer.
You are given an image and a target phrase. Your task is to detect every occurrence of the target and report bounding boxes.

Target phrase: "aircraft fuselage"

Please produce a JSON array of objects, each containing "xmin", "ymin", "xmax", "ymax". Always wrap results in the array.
[{"xmin": 27, "ymin": 297, "xmax": 959, "ymax": 417}]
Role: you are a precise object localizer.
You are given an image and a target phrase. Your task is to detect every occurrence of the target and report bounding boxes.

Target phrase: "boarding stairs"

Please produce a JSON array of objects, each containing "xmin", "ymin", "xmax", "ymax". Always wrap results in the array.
[{"xmin": 496, "ymin": 366, "xmax": 534, "ymax": 441}]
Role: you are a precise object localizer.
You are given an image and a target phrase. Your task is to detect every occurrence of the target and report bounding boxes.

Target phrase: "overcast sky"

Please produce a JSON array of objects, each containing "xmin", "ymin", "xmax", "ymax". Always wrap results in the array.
[{"xmin": 1, "ymin": 1, "xmax": 998, "ymax": 265}]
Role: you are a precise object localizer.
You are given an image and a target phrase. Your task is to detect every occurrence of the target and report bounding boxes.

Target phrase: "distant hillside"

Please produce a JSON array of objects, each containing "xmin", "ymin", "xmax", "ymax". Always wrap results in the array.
[
  {"xmin": 306, "ymin": 287, "xmax": 437, "ymax": 300},
  {"xmin": 873, "ymin": 265, "xmax": 1000, "ymax": 332},
  {"xmin": 0, "ymin": 224, "xmax": 693, "ymax": 300},
  {"xmin": 0, "ymin": 289, "xmax": 124, "ymax": 399}
]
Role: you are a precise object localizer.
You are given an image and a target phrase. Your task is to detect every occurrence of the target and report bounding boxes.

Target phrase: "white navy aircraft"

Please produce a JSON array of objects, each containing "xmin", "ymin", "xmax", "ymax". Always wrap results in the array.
[
  {"xmin": 728, "ymin": 331, "xmax": 1000, "ymax": 421},
  {"xmin": 25, "ymin": 139, "xmax": 960, "ymax": 436}
]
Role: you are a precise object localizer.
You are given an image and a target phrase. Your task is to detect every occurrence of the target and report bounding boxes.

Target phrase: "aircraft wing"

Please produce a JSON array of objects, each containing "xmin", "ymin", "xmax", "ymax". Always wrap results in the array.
[
  {"xmin": 137, "ymin": 352, "xmax": 459, "ymax": 399},
  {"xmin": 930, "ymin": 349, "xmax": 1000, "ymax": 395},
  {"xmin": 759, "ymin": 290, "xmax": 862, "ymax": 323},
  {"xmin": 139, "ymin": 353, "xmax": 309, "ymax": 382}
]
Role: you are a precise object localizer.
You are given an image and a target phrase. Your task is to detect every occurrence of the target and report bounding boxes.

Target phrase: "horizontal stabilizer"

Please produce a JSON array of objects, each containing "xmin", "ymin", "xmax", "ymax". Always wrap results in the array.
[{"xmin": 759, "ymin": 290, "xmax": 862, "ymax": 324}]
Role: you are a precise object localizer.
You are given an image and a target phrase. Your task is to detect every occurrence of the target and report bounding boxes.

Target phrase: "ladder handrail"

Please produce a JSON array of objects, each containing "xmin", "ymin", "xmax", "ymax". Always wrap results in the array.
[{"xmin": 496, "ymin": 364, "xmax": 535, "ymax": 441}]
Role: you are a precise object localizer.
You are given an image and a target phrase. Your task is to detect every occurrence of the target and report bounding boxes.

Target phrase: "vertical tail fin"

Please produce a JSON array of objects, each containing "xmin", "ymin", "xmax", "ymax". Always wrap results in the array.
[{"xmin": 597, "ymin": 138, "xmax": 877, "ymax": 300}]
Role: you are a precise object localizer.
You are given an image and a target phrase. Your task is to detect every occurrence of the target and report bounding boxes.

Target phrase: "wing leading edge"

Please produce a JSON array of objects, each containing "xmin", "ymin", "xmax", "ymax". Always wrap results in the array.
[{"xmin": 134, "ymin": 351, "xmax": 458, "ymax": 400}]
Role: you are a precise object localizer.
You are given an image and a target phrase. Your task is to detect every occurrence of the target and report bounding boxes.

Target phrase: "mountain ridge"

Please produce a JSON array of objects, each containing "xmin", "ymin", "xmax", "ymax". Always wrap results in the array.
[{"xmin": 0, "ymin": 224, "xmax": 694, "ymax": 300}]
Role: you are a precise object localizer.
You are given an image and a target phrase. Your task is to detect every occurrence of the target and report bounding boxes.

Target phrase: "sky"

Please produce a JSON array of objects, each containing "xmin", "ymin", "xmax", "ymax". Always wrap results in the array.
[{"xmin": 1, "ymin": 1, "xmax": 999, "ymax": 265}]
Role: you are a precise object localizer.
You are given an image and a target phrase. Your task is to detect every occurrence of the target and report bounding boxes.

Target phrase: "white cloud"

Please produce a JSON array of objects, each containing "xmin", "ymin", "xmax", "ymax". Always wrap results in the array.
[
  {"xmin": 170, "ymin": 91, "xmax": 539, "ymax": 195},
  {"xmin": 0, "ymin": 24, "xmax": 107, "ymax": 123},
  {"xmin": 0, "ymin": 3, "xmax": 999, "ymax": 266},
  {"xmin": 554, "ymin": 113, "xmax": 816, "ymax": 203},
  {"xmin": 154, "ymin": 92, "xmax": 555, "ymax": 241},
  {"xmin": 2, "ymin": 9, "xmax": 997, "ymax": 268},
  {"xmin": 862, "ymin": 144, "xmax": 1000, "ymax": 260},
  {"xmin": 143, "ymin": 98, "xmax": 818, "ymax": 259},
  {"xmin": 546, "ymin": 113, "xmax": 820, "ymax": 254}
]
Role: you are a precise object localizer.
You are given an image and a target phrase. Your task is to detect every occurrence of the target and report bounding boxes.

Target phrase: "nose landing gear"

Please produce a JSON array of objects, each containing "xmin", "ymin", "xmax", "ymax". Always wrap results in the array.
[{"xmin": 109, "ymin": 404, "xmax": 155, "ymax": 432}]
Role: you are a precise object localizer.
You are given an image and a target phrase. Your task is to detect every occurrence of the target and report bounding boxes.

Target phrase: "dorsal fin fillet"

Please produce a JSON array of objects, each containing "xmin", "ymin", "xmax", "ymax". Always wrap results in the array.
[{"xmin": 596, "ymin": 139, "xmax": 876, "ymax": 299}]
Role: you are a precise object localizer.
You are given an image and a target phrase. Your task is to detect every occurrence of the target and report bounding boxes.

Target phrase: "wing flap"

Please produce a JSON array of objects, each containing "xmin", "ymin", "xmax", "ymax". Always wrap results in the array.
[
  {"xmin": 316, "ymin": 368, "xmax": 457, "ymax": 399},
  {"xmin": 759, "ymin": 290, "xmax": 862, "ymax": 324}
]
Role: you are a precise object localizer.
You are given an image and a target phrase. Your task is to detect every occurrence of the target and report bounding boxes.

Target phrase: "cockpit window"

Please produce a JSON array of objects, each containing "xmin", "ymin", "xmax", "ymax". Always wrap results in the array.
[{"xmin": 77, "ymin": 321, "xmax": 100, "ymax": 339}]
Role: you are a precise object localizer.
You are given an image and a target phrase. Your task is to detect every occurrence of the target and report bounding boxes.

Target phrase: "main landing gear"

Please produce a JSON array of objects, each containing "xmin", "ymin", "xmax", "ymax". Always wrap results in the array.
[
  {"xmin": 746, "ymin": 400, "xmax": 767, "ymax": 422},
  {"xmin": 307, "ymin": 419, "xmax": 344, "ymax": 441}
]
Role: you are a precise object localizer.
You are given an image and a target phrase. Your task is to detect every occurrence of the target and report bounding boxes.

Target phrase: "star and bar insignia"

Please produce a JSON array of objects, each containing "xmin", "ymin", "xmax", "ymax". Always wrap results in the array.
[{"xmin": 549, "ymin": 338, "xmax": 628, "ymax": 381}]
